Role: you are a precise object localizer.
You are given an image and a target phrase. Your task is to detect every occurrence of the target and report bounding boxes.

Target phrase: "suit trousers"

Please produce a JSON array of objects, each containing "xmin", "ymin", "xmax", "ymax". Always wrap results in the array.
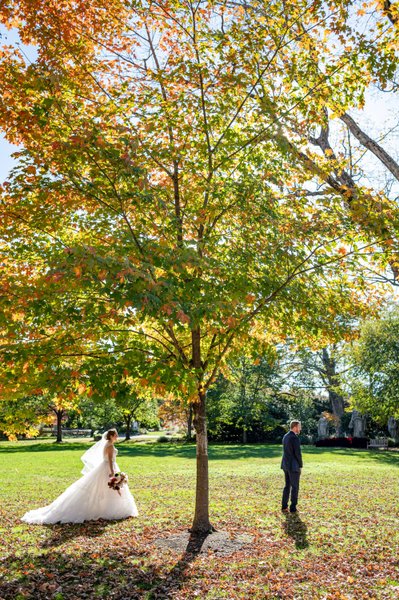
[{"xmin": 282, "ymin": 470, "xmax": 300, "ymax": 511}]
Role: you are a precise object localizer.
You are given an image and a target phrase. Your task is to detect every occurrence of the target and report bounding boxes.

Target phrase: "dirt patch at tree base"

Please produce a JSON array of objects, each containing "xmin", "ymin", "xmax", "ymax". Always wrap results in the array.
[{"xmin": 154, "ymin": 530, "xmax": 253, "ymax": 556}]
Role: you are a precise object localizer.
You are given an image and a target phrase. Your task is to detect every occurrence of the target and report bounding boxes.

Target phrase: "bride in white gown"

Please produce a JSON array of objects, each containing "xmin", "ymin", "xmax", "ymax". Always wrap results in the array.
[{"xmin": 22, "ymin": 429, "xmax": 138, "ymax": 524}]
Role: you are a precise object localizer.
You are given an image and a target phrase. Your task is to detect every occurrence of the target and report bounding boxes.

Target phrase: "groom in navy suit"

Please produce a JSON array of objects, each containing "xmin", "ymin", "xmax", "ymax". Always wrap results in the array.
[{"xmin": 281, "ymin": 420, "xmax": 303, "ymax": 513}]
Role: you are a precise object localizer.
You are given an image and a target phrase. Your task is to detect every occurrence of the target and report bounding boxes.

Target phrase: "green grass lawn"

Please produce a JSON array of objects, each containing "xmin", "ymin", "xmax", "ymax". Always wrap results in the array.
[{"xmin": 0, "ymin": 441, "xmax": 398, "ymax": 599}]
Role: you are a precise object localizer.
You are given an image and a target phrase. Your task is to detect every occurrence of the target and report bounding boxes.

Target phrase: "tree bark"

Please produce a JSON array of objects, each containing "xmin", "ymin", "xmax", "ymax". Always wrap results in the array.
[
  {"xmin": 191, "ymin": 388, "xmax": 212, "ymax": 533},
  {"xmin": 242, "ymin": 428, "xmax": 247, "ymax": 444},
  {"xmin": 240, "ymin": 359, "xmax": 248, "ymax": 445},
  {"xmin": 321, "ymin": 348, "xmax": 345, "ymax": 435},
  {"xmin": 187, "ymin": 404, "xmax": 193, "ymax": 441},
  {"xmin": 329, "ymin": 391, "xmax": 345, "ymax": 430},
  {"xmin": 125, "ymin": 413, "xmax": 132, "ymax": 441},
  {"xmin": 191, "ymin": 326, "xmax": 213, "ymax": 533},
  {"xmin": 340, "ymin": 112, "xmax": 399, "ymax": 182},
  {"xmin": 55, "ymin": 409, "xmax": 63, "ymax": 443}
]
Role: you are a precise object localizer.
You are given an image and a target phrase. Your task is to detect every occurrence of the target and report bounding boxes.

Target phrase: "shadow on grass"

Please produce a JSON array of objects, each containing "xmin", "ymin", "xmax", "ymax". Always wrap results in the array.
[
  {"xmin": 147, "ymin": 531, "xmax": 210, "ymax": 599},
  {"xmin": 40, "ymin": 518, "xmax": 116, "ymax": 549},
  {"xmin": 0, "ymin": 548, "xmax": 150, "ymax": 600},
  {"xmin": 0, "ymin": 531, "xmax": 211, "ymax": 600},
  {"xmin": 283, "ymin": 513, "xmax": 309, "ymax": 550}
]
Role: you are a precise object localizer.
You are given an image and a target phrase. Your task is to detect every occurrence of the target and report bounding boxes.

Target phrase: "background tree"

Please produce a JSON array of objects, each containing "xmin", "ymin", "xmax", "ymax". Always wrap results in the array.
[
  {"xmin": 282, "ymin": 344, "xmax": 350, "ymax": 434},
  {"xmin": 208, "ymin": 355, "xmax": 282, "ymax": 444},
  {"xmin": 158, "ymin": 394, "xmax": 195, "ymax": 440},
  {"xmin": 48, "ymin": 392, "xmax": 78, "ymax": 443},
  {"xmin": 65, "ymin": 396, "xmax": 122, "ymax": 435},
  {"xmin": 350, "ymin": 308, "xmax": 399, "ymax": 423},
  {"xmin": 116, "ymin": 396, "xmax": 160, "ymax": 440},
  {"xmin": 0, "ymin": 390, "xmax": 78, "ymax": 442},
  {"xmin": 0, "ymin": 395, "xmax": 46, "ymax": 441},
  {"xmin": 0, "ymin": 358, "xmax": 83, "ymax": 441},
  {"xmin": 80, "ymin": 356, "xmax": 160, "ymax": 438},
  {"xmin": 0, "ymin": 0, "xmax": 397, "ymax": 533}
]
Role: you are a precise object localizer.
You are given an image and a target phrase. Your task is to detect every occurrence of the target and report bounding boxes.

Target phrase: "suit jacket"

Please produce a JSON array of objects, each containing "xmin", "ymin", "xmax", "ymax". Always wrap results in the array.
[{"xmin": 281, "ymin": 430, "xmax": 303, "ymax": 472}]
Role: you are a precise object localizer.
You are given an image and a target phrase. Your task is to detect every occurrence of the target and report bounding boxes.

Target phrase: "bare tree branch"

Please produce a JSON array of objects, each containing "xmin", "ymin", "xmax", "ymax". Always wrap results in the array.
[{"xmin": 340, "ymin": 112, "xmax": 399, "ymax": 182}]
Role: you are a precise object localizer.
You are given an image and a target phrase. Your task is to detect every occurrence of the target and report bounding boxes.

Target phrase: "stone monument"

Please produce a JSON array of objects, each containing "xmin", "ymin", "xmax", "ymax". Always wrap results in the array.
[
  {"xmin": 317, "ymin": 415, "xmax": 329, "ymax": 439},
  {"xmin": 348, "ymin": 410, "xmax": 367, "ymax": 438},
  {"xmin": 387, "ymin": 417, "xmax": 398, "ymax": 441}
]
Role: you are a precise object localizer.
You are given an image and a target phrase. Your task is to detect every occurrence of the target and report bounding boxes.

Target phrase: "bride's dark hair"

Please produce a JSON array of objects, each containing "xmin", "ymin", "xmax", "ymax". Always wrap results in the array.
[{"xmin": 105, "ymin": 429, "xmax": 118, "ymax": 441}]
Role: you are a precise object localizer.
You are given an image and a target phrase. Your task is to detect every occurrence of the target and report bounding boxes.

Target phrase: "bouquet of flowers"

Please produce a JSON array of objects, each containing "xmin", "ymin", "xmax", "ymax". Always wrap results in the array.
[{"xmin": 108, "ymin": 472, "xmax": 128, "ymax": 496}]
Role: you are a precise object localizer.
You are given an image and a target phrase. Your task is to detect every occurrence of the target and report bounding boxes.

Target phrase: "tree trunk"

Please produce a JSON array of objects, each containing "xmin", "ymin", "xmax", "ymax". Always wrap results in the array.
[
  {"xmin": 125, "ymin": 413, "xmax": 132, "ymax": 441},
  {"xmin": 187, "ymin": 404, "xmax": 193, "ymax": 441},
  {"xmin": 191, "ymin": 388, "xmax": 213, "ymax": 533},
  {"xmin": 55, "ymin": 410, "xmax": 63, "ymax": 443},
  {"xmin": 329, "ymin": 391, "xmax": 345, "ymax": 435},
  {"xmin": 190, "ymin": 326, "xmax": 213, "ymax": 533},
  {"xmin": 242, "ymin": 428, "xmax": 247, "ymax": 444},
  {"xmin": 240, "ymin": 359, "xmax": 248, "ymax": 445},
  {"xmin": 321, "ymin": 348, "xmax": 345, "ymax": 435}
]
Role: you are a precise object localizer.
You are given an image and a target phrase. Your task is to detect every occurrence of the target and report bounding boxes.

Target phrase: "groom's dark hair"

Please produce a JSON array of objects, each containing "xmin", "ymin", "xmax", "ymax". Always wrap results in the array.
[{"xmin": 290, "ymin": 420, "xmax": 301, "ymax": 429}]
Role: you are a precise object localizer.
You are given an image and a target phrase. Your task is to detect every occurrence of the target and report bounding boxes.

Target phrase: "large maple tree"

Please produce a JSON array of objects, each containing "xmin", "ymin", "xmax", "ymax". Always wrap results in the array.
[{"xmin": 0, "ymin": 0, "xmax": 397, "ymax": 532}]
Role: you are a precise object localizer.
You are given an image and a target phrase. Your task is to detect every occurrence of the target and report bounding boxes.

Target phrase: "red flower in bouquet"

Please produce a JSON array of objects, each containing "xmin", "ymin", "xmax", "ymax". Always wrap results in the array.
[{"xmin": 108, "ymin": 472, "xmax": 128, "ymax": 496}]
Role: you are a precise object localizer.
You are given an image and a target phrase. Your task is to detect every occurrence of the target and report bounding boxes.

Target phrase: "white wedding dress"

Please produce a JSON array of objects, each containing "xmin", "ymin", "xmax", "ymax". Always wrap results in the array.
[{"xmin": 22, "ymin": 439, "xmax": 138, "ymax": 524}]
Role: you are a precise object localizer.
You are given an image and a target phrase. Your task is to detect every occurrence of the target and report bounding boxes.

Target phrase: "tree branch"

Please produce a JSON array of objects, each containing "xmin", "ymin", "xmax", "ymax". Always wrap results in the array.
[{"xmin": 340, "ymin": 112, "xmax": 399, "ymax": 182}]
